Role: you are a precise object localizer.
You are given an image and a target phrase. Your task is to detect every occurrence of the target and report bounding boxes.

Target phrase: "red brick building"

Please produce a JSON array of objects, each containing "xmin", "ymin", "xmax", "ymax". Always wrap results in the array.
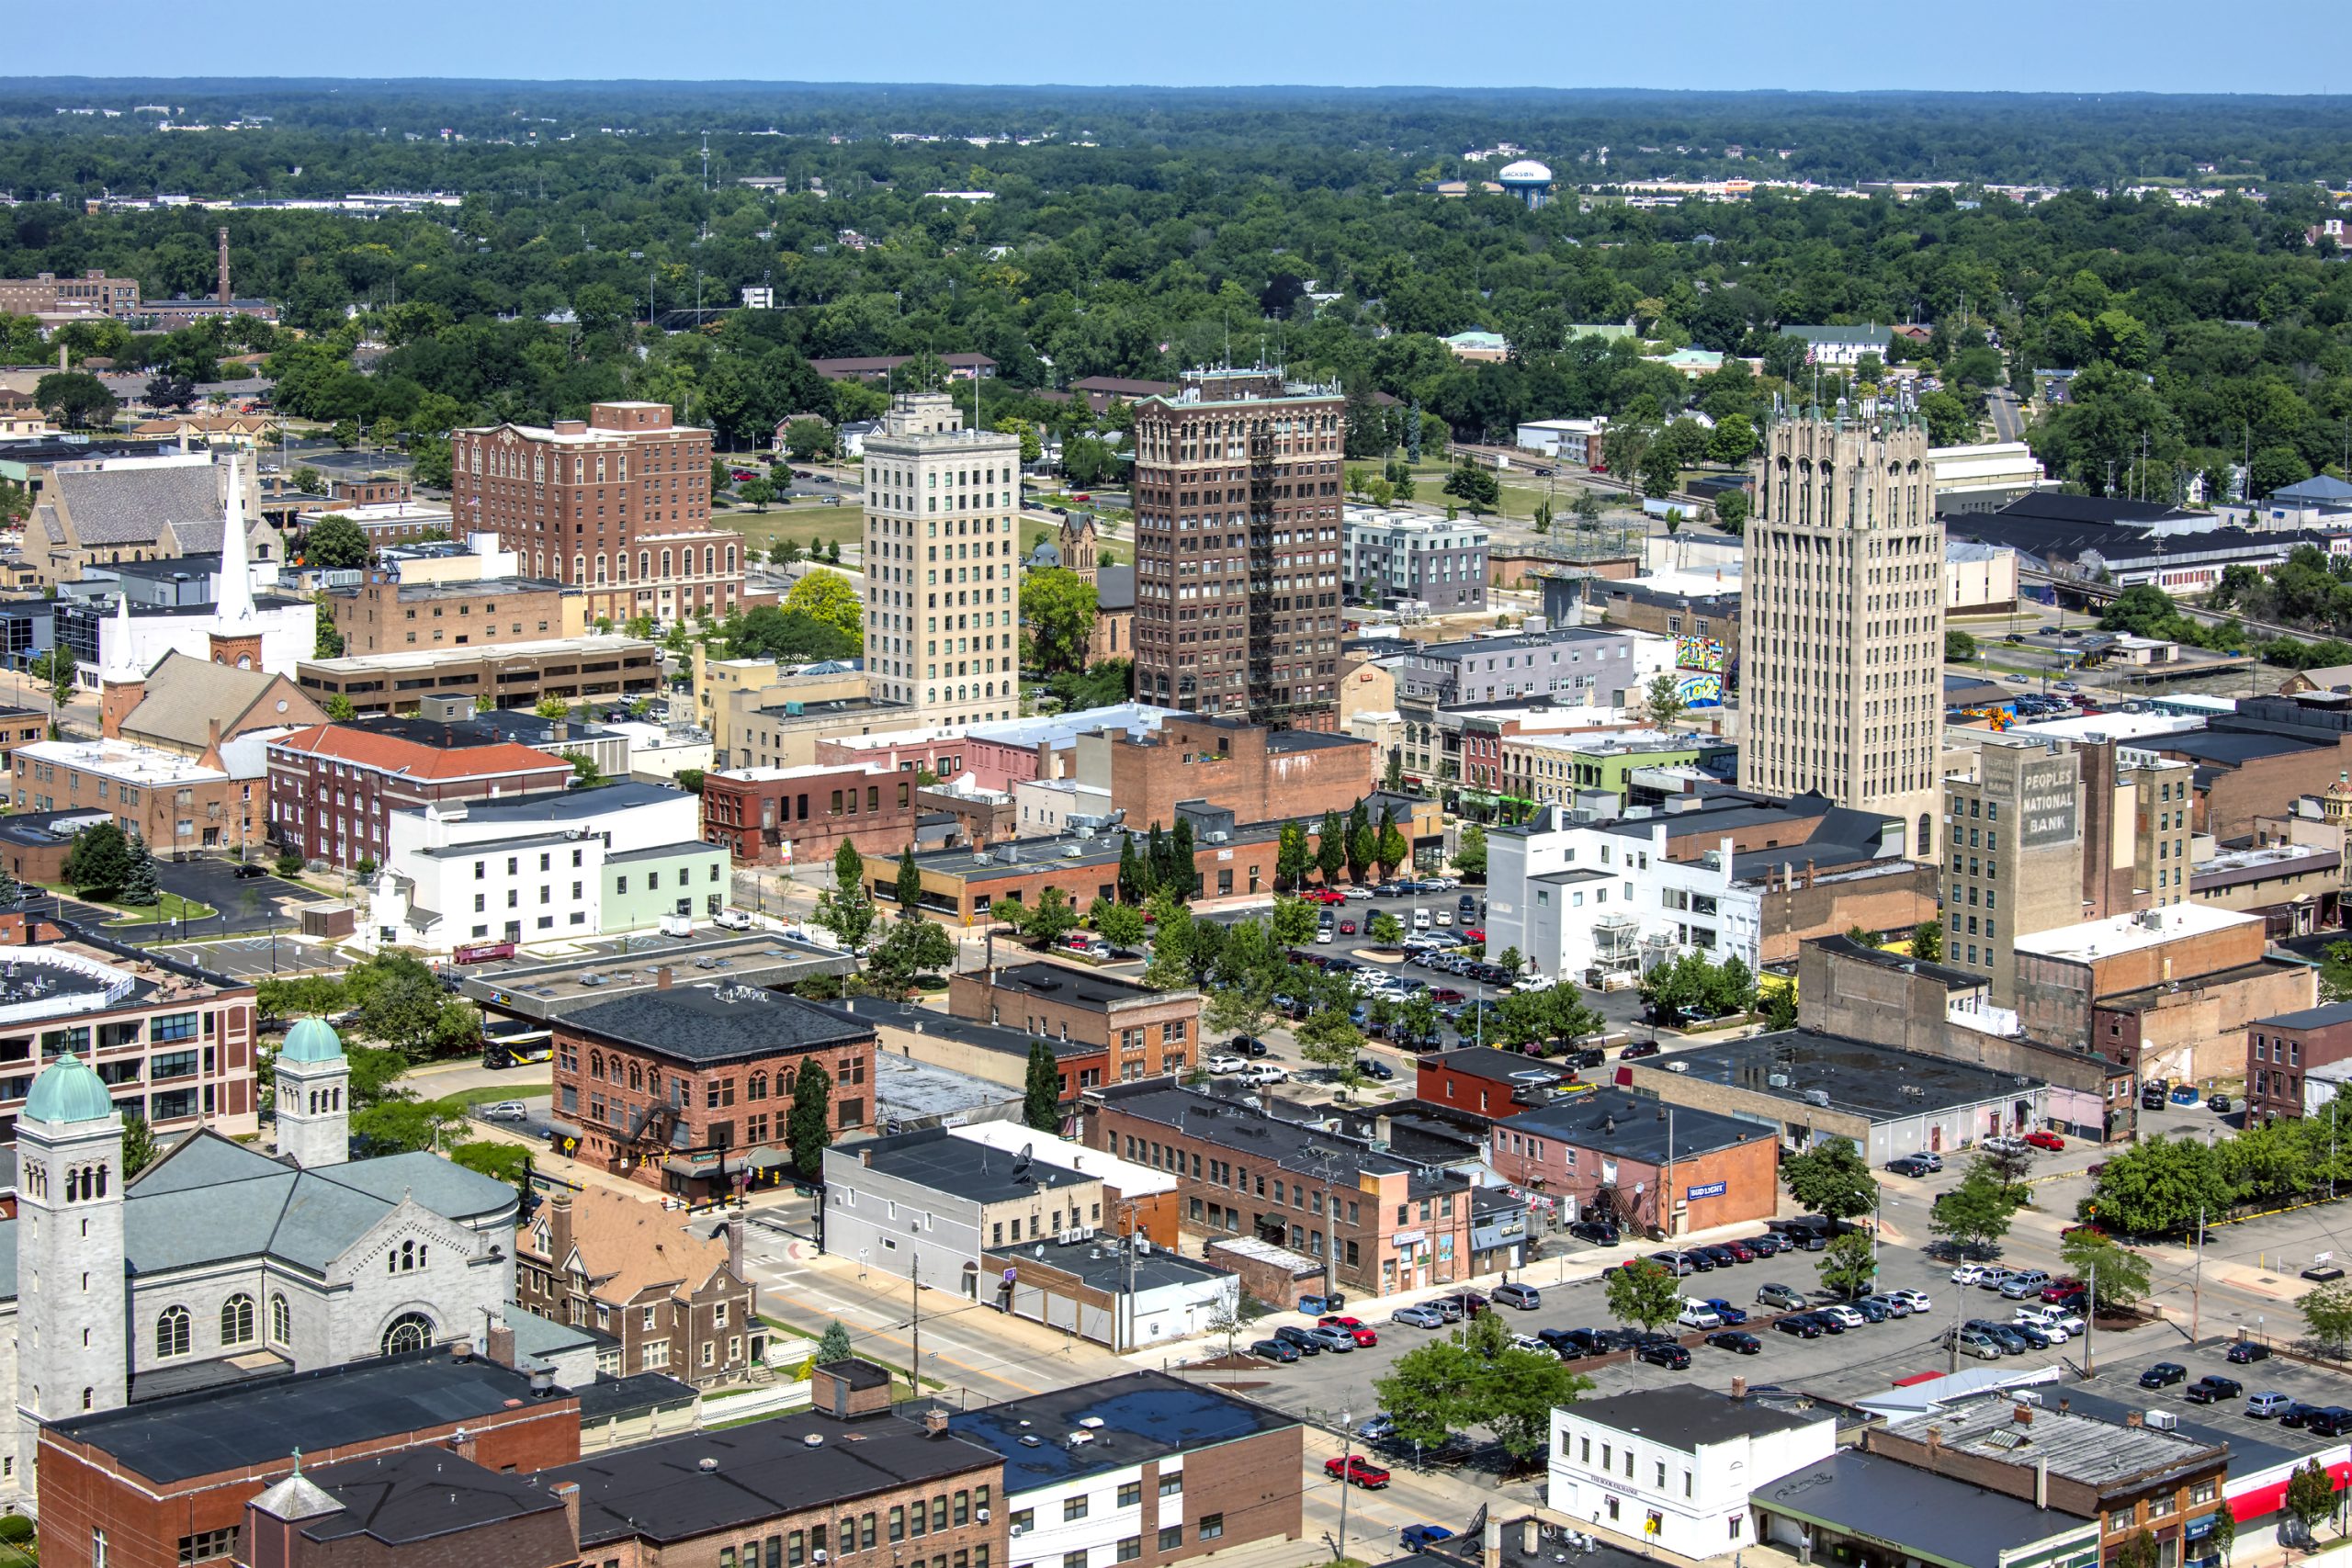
[
  {"xmin": 1080, "ymin": 1081, "xmax": 1476, "ymax": 1297},
  {"xmin": 450, "ymin": 401, "xmax": 748, "ymax": 626},
  {"xmin": 37, "ymin": 1348, "xmax": 582, "ymax": 1568},
  {"xmin": 241, "ymin": 1448, "xmax": 581, "ymax": 1568},
  {"xmin": 1102, "ymin": 715, "xmax": 1374, "ymax": 831},
  {"xmin": 1415, "ymin": 1047, "xmax": 1583, "ymax": 1119},
  {"xmin": 266, "ymin": 709, "xmax": 574, "ymax": 869},
  {"xmin": 946, "ymin": 959, "xmax": 1202, "ymax": 1078},
  {"xmin": 549, "ymin": 975, "xmax": 876, "ymax": 1201},
  {"xmin": 1130, "ymin": 369, "xmax": 1347, "ymax": 729},
  {"xmin": 2247, "ymin": 1001, "xmax": 2352, "ymax": 1120},
  {"xmin": 700, "ymin": 761, "xmax": 923, "ymax": 866},
  {"xmin": 514, "ymin": 1188, "xmax": 762, "ymax": 1384},
  {"xmin": 1483, "ymin": 1093, "xmax": 1781, "ymax": 1235}
]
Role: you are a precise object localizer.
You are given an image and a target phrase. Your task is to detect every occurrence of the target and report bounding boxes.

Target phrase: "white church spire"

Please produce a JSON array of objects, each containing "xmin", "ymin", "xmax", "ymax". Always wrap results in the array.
[
  {"xmin": 104, "ymin": 590, "xmax": 139, "ymax": 682},
  {"xmin": 216, "ymin": 451, "xmax": 254, "ymax": 625}
]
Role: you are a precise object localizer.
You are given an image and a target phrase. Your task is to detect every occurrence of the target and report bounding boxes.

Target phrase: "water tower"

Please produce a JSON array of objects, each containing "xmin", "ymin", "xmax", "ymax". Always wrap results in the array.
[{"xmin": 1498, "ymin": 159, "xmax": 1555, "ymax": 210}]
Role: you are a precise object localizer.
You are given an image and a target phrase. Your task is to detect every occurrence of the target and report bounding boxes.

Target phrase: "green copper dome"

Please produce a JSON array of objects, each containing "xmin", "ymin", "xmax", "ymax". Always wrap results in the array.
[
  {"xmin": 24, "ymin": 1053, "xmax": 117, "ymax": 1125},
  {"xmin": 280, "ymin": 1017, "xmax": 346, "ymax": 1065}
]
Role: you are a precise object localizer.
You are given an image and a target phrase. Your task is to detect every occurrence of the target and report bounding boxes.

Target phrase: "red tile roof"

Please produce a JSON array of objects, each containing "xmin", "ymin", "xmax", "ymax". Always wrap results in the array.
[{"xmin": 270, "ymin": 724, "xmax": 574, "ymax": 783}]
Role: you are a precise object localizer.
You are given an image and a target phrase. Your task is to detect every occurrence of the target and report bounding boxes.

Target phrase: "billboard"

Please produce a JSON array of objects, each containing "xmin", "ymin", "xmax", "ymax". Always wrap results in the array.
[
  {"xmin": 1674, "ymin": 671, "xmax": 1724, "ymax": 709},
  {"xmin": 2018, "ymin": 757, "xmax": 2079, "ymax": 850},
  {"xmin": 1676, "ymin": 637, "xmax": 1726, "ymax": 673}
]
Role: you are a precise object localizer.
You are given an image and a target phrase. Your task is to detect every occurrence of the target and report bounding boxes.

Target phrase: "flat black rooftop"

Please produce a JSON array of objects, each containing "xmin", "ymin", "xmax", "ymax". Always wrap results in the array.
[
  {"xmin": 346, "ymin": 712, "xmax": 613, "ymax": 750},
  {"xmin": 1754, "ymin": 1450, "xmax": 2094, "ymax": 1568},
  {"xmin": 50, "ymin": 1347, "xmax": 553, "ymax": 1483},
  {"xmin": 1812, "ymin": 932, "xmax": 1984, "ymax": 991},
  {"xmin": 1647, "ymin": 1029, "xmax": 2045, "ymax": 1119},
  {"xmin": 1559, "ymin": 1382, "xmax": 1826, "ymax": 1448},
  {"xmin": 1423, "ymin": 1046, "xmax": 1577, "ymax": 1087},
  {"xmin": 986, "ymin": 959, "xmax": 1170, "ymax": 1009},
  {"xmin": 847, "ymin": 1126, "xmax": 1102, "ymax": 1205},
  {"xmin": 544, "ymin": 1407, "xmax": 997, "ymax": 1546},
  {"xmin": 561, "ymin": 984, "xmax": 874, "ymax": 1064},
  {"xmin": 988, "ymin": 1240, "xmax": 1232, "ymax": 1295},
  {"xmin": 949, "ymin": 1370, "xmax": 1295, "ymax": 1489},
  {"xmin": 1509, "ymin": 1093, "xmax": 1771, "ymax": 1166},
  {"xmin": 304, "ymin": 1448, "xmax": 569, "ymax": 1546},
  {"xmin": 825, "ymin": 996, "xmax": 1096, "ymax": 1059}
]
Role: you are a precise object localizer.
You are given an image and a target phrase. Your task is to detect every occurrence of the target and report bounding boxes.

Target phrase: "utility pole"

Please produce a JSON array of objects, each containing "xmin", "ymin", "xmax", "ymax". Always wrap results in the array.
[
  {"xmin": 910, "ymin": 1256, "xmax": 922, "ymax": 1393},
  {"xmin": 2084, "ymin": 1262, "xmax": 2096, "ymax": 1375},
  {"xmin": 1335, "ymin": 1418, "xmax": 1354, "ymax": 1568},
  {"xmin": 2192, "ymin": 1205, "xmax": 2205, "ymax": 1342}
]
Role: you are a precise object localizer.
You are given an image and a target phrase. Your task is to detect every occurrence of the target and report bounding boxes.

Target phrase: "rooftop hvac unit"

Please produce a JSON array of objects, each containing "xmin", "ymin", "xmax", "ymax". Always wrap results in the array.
[
  {"xmin": 2145, "ymin": 1411, "xmax": 2179, "ymax": 1431},
  {"xmin": 1766, "ymin": 1074, "xmax": 1792, "ymax": 1089},
  {"xmin": 1207, "ymin": 830, "xmax": 1231, "ymax": 843},
  {"xmin": 1901, "ymin": 1084, "xmax": 1928, "ymax": 1098},
  {"xmin": 1801, "ymin": 1089, "xmax": 1832, "ymax": 1109},
  {"xmin": 973, "ymin": 852, "xmax": 994, "ymax": 864}
]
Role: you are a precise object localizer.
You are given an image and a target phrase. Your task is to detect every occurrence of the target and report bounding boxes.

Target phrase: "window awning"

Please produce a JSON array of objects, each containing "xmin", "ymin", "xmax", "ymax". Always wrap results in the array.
[{"xmin": 544, "ymin": 1120, "xmax": 583, "ymax": 1142}]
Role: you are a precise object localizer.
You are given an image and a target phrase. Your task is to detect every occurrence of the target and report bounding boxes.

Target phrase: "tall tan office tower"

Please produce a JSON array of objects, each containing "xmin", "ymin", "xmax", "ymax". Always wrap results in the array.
[
  {"xmin": 862, "ymin": 391, "xmax": 1024, "ymax": 728},
  {"xmin": 1739, "ymin": 401, "xmax": 1943, "ymax": 856}
]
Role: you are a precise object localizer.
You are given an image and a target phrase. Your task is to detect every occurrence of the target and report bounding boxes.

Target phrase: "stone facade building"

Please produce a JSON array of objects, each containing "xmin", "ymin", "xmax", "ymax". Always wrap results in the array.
[
  {"xmin": 1741, "ymin": 408, "xmax": 1941, "ymax": 857},
  {"xmin": 1939, "ymin": 737, "xmax": 2090, "ymax": 1005},
  {"xmin": 861, "ymin": 392, "xmax": 1025, "ymax": 728},
  {"xmin": 1130, "ymin": 369, "xmax": 1347, "ymax": 728}
]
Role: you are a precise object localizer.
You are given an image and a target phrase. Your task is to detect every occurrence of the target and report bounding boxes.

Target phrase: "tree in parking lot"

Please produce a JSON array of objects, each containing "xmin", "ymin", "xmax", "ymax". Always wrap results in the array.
[
  {"xmin": 1369, "ymin": 911, "xmax": 1404, "ymax": 948},
  {"xmin": 1464, "ymin": 1312, "xmax": 1595, "ymax": 1470},
  {"xmin": 1009, "ymin": 886, "xmax": 1079, "ymax": 947},
  {"xmin": 1270, "ymin": 895, "xmax": 1319, "ymax": 949},
  {"xmin": 1930, "ymin": 1161, "xmax": 2021, "ymax": 1257},
  {"xmin": 1604, "ymin": 1258, "xmax": 1684, "ymax": 1335},
  {"xmin": 1817, "ymin": 1231, "xmax": 1877, "ymax": 1299},
  {"xmin": 2301, "ymin": 1279, "xmax": 2352, "ymax": 1357},
  {"xmin": 1781, "ymin": 1136, "xmax": 1877, "ymax": 1223},
  {"xmin": 1089, "ymin": 897, "xmax": 1147, "ymax": 950},
  {"xmin": 1373, "ymin": 1329, "xmax": 1478, "ymax": 1451},
  {"xmin": 2089, "ymin": 1134, "xmax": 2231, "ymax": 1236},
  {"xmin": 2058, "ymin": 1230, "xmax": 2152, "ymax": 1315},
  {"xmin": 1317, "ymin": 811, "xmax": 1347, "ymax": 886},
  {"xmin": 1295, "ymin": 1007, "xmax": 1365, "ymax": 1087}
]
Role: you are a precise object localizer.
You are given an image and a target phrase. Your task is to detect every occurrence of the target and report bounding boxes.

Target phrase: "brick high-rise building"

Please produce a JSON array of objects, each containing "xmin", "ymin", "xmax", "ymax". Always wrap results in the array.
[
  {"xmin": 1131, "ymin": 369, "xmax": 1347, "ymax": 728},
  {"xmin": 450, "ymin": 401, "xmax": 746, "ymax": 626},
  {"xmin": 861, "ymin": 392, "xmax": 1023, "ymax": 728},
  {"xmin": 1740, "ymin": 404, "xmax": 1942, "ymax": 856}
]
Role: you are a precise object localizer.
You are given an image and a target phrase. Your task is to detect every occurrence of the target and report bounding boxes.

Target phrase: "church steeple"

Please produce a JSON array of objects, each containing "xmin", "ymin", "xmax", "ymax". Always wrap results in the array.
[
  {"xmin": 99, "ymin": 593, "xmax": 145, "ymax": 740},
  {"xmin": 208, "ymin": 452, "xmax": 265, "ymax": 671}
]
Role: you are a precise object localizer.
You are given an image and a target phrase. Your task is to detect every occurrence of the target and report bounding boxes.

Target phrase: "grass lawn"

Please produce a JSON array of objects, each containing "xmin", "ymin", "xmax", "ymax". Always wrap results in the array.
[
  {"xmin": 432, "ymin": 1084, "xmax": 539, "ymax": 1111},
  {"xmin": 713, "ymin": 504, "xmax": 864, "ymax": 562},
  {"xmin": 30, "ymin": 881, "xmax": 218, "ymax": 925}
]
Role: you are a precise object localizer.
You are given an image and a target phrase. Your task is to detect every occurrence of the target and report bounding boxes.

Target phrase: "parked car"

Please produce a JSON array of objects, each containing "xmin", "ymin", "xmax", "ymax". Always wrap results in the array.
[
  {"xmin": 1272, "ymin": 1326, "xmax": 1325, "ymax": 1355},
  {"xmin": 231, "ymin": 862, "xmax": 269, "ymax": 879},
  {"xmin": 1621, "ymin": 1040, "xmax": 1661, "ymax": 1059},
  {"xmin": 1391, "ymin": 1305, "xmax": 1445, "ymax": 1329},
  {"xmin": 1494, "ymin": 1282, "xmax": 1543, "ymax": 1310},
  {"xmin": 2186, "ymin": 1376, "xmax": 2245, "ymax": 1405},
  {"xmin": 1228, "ymin": 1035, "xmax": 1272, "ymax": 1057},
  {"xmin": 2280, "ymin": 1402, "xmax": 2324, "ymax": 1429},
  {"xmin": 1204, "ymin": 1055, "xmax": 1249, "ymax": 1075},
  {"xmin": 1697, "ymin": 1246, "xmax": 1741, "ymax": 1269},
  {"xmin": 1357, "ymin": 1414, "xmax": 1397, "ymax": 1442},
  {"xmin": 1634, "ymin": 1340, "xmax": 1692, "ymax": 1369},
  {"xmin": 1998, "ymin": 1270, "xmax": 2053, "ymax": 1300},
  {"xmin": 1306, "ymin": 1326, "xmax": 1359, "ymax": 1353},
  {"xmin": 1860, "ymin": 1293, "xmax": 1910, "ymax": 1319},
  {"xmin": 2039, "ymin": 1279, "xmax": 2084, "ymax": 1303},
  {"xmin": 1819, "ymin": 1304, "xmax": 1867, "ymax": 1330},
  {"xmin": 1950, "ymin": 1263, "xmax": 1989, "ymax": 1285},
  {"xmin": 1701, "ymin": 1299, "xmax": 1749, "ymax": 1325},
  {"xmin": 2023, "ymin": 1130, "xmax": 2066, "ymax": 1151},
  {"xmin": 1427, "ymin": 1296, "xmax": 1464, "ymax": 1323},
  {"xmin": 1678, "ymin": 1301, "xmax": 1724, "ymax": 1329},
  {"xmin": 1243, "ymin": 1064, "xmax": 1288, "ymax": 1087},
  {"xmin": 1980, "ymin": 1136, "xmax": 2028, "ymax": 1156},
  {"xmin": 1887, "ymin": 1153, "xmax": 1941, "ymax": 1176},
  {"xmin": 2247, "ymin": 1393, "xmax": 2294, "ymax": 1419},
  {"xmin": 1355, "ymin": 1057, "xmax": 1396, "ymax": 1081},
  {"xmin": 1326, "ymin": 1456, "xmax": 1391, "ymax": 1489},
  {"xmin": 2139, "ymin": 1362, "xmax": 2188, "ymax": 1389},
  {"xmin": 1648, "ymin": 1251, "xmax": 1699, "ymax": 1276},
  {"xmin": 1773, "ymin": 1313, "xmax": 1822, "ymax": 1338},
  {"xmin": 2227, "ymin": 1341, "xmax": 2274, "ymax": 1365},
  {"xmin": 1442, "ymin": 1292, "xmax": 1490, "ymax": 1317},
  {"xmin": 1707, "ymin": 1330, "xmax": 1763, "ymax": 1355},
  {"xmin": 2310, "ymin": 1407, "xmax": 2352, "ymax": 1438},
  {"xmin": 1756, "ymin": 1282, "xmax": 1808, "ymax": 1310},
  {"xmin": 1400, "ymin": 1527, "xmax": 1454, "ymax": 1551},
  {"xmin": 1568, "ymin": 1220, "xmax": 1621, "ymax": 1245},
  {"xmin": 2210, "ymin": 1093, "xmax": 2235, "ymax": 1114},
  {"xmin": 1797, "ymin": 1311, "xmax": 1845, "ymax": 1336},
  {"xmin": 1251, "ymin": 1337, "xmax": 1300, "ymax": 1363},
  {"xmin": 1889, "ymin": 1289, "xmax": 1933, "ymax": 1313},
  {"xmin": 1953, "ymin": 1328, "xmax": 2005, "ymax": 1360}
]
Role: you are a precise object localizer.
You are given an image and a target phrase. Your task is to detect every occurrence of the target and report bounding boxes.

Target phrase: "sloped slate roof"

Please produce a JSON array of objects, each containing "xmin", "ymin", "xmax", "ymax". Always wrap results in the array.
[
  {"xmin": 122, "ymin": 652, "xmax": 309, "ymax": 750},
  {"xmin": 1095, "ymin": 563, "xmax": 1136, "ymax": 612},
  {"xmin": 52, "ymin": 463, "xmax": 221, "ymax": 547}
]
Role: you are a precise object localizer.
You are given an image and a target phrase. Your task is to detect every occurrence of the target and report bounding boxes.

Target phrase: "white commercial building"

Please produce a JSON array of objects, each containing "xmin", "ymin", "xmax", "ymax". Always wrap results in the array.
[
  {"xmin": 367, "ymin": 779, "xmax": 722, "ymax": 953},
  {"xmin": 1945, "ymin": 539, "xmax": 2020, "ymax": 613},
  {"xmin": 1549, "ymin": 1384, "xmax": 1837, "ymax": 1559},
  {"xmin": 861, "ymin": 391, "xmax": 1023, "ymax": 728},
  {"xmin": 1340, "ymin": 508, "xmax": 1491, "ymax": 613},
  {"xmin": 1515, "ymin": 417, "xmax": 1610, "ymax": 465}
]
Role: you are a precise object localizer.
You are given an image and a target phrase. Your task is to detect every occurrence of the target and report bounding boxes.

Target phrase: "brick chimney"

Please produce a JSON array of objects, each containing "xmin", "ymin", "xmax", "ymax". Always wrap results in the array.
[
  {"xmin": 922, "ymin": 1405, "xmax": 951, "ymax": 1438},
  {"xmin": 99, "ymin": 667, "xmax": 145, "ymax": 740},
  {"xmin": 657, "ymin": 966, "xmax": 673, "ymax": 990},
  {"xmin": 485, "ymin": 1311, "xmax": 517, "ymax": 1370},
  {"xmin": 548, "ymin": 1191, "xmax": 575, "ymax": 1263},
  {"xmin": 2013, "ymin": 1403, "xmax": 2033, "ymax": 1426}
]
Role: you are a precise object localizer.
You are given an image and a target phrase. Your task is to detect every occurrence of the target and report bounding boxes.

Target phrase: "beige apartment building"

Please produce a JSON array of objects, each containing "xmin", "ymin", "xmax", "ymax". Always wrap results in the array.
[
  {"xmin": 861, "ymin": 392, "xmax": 1023, "ymax": 728},
  {"xmin": 1740, "ymin": 408, "xmax": 1942, "ymax": 857}
]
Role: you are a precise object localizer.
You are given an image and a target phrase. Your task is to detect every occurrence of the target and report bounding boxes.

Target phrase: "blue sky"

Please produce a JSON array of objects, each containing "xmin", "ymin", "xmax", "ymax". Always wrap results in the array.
[{"xmin": 9, "ymin": 0, "xmax": 2346, "ymax": 95}]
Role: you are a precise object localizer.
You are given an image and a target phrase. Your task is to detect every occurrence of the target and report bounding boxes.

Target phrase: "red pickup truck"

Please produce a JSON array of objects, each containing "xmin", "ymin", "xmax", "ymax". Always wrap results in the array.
[{"xmin": 1326, "ymin": 1456, "xmax": 1391, "ymax": 1489}]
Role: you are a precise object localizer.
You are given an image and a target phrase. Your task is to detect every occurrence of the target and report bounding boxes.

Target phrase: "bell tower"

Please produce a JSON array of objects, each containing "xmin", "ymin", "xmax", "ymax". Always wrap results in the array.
[
  {"xmin": 12, "ymin": 1053, "xmax": 128, "ymax": 1497},
  {"xmin": 275, "ymin": 1017, "xmax": 350, "ymax": 1168},
  {"xmin": 209, "ymin": 452, "xmax": 265, "ymax": 671}
]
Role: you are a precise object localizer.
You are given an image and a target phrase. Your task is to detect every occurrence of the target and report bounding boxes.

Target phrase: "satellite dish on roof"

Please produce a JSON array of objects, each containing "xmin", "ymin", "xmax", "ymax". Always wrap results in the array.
[{"xmin": 1012, "ymin": 1143, "xmax": 1033, "ymax": 1180}]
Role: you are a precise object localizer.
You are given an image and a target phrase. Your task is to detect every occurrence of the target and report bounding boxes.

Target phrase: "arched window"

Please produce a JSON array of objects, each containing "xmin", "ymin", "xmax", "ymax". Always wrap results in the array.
[
  {"xmin": 1917, "ymin": 812, "xmax": 1933, "ymax": 858},
  {"xmin": 381, "ymin": 1313, "xmax": 434, "ymax": 1357},
  {"xmin": 661, "ymin": 548, "xmax": 673, "ymax": 579},
  {"xmin": 220, "ymin": 1294, "xmax": 254, "ymax": 1347},
  {"xmin": 747, "ymin": 1072, "xmax": 768, "ymax": 1102},
  {"xmin": 704, "ymin": 547, "xmax": 716, "ymax": 576},
  {"xmin": 156, "ymin": 1305, "xmax": 190, "ymax": 1359},
  {"xmin": 269, "ymin": 1293, "xmax": 290, "ymax": 1346},
  {"xmin": 81, "ymin": 1387, "xmax": 92, "ymax": 1411},
  {"xmin": 639, "ymin": 550, "xmax": 650, "ymax": 581},
  {"xmin": 589, "ymin": 1050, "xmax": 604, "ymax": 1082}
]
